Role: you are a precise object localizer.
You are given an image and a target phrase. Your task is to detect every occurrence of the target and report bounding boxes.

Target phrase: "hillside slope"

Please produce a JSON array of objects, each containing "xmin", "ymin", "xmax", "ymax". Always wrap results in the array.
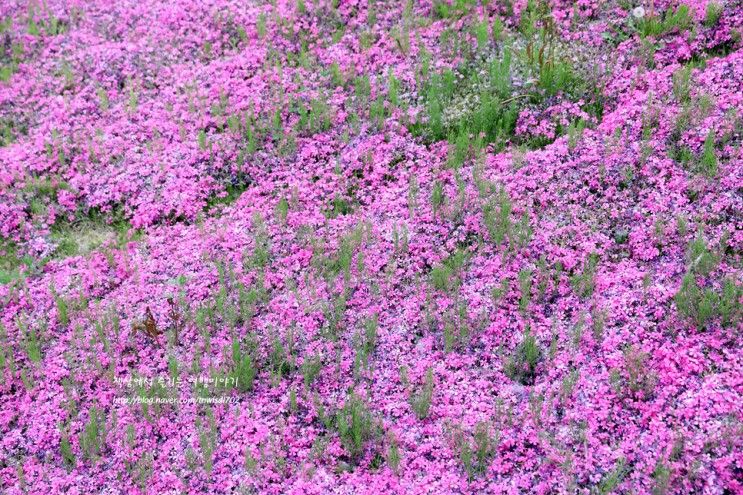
[{"xmin": 0, "ymin": 1, "xmax": 741, "ymax": 493}]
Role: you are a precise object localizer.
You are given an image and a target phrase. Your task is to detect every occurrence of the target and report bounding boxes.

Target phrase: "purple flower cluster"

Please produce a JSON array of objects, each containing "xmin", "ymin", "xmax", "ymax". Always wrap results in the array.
[{"xmin": 0, "ymin": 0, "xmax": 741, "ymax": 494}]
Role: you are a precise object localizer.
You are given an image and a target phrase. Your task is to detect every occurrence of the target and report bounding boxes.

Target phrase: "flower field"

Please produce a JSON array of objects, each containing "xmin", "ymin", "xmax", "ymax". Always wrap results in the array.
[{"xmin": 0, "ymin": 0, "xmax": 741, "ymax": 493}]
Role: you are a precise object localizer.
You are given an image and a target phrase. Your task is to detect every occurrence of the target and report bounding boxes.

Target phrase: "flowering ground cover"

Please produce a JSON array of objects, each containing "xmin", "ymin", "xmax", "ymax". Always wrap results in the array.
[{"xmin": 0, "ymin": 0, "xmax": 741, "ymax": 493}]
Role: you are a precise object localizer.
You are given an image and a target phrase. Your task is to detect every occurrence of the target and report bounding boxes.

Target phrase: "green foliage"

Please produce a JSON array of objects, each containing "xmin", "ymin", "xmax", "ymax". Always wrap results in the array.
[
  {"xmin": 244, "ymin": 446, "xmax": 258, "ymax": 473},
  {"xmin": 472, "ymin": 422, "xmax": 494, "ymax": 474},
  {"xmin": 368, "ymin": 93, "xmax": 387, "ymax": 128},
  {"xmin": 622, "ymin": 345, "xmax": 657, "ymax": 398},
  {"xmin": 296, "ymin": 98, "xmax": 332, "ymax": 135},
  {"xmin": 431, "ymin": 263, "xmax": 453, "ymax": 292},
  {"xmin": 309, "ymin": 99, "xmax": 331, "ymax": 134},
  {"xmin": 327, "ymin": 194, "xmax": 353, "ymax": 218},
  {"xmin": 518, "ymin": 268, "xmax": 532, "ymax": 314},
  {"xmin": 704, "ymin": 2, "xmax": 723, "ymax": 28},
  {"xmin": 323, "ymin": 292, "xmax": 347, "ymax": 340},
  {"xmin": 409, "ymin": 368, "xmax": 434, "ymax": 420},
  {"xmin": 719, "ymin": 278, "xmax": 742, "ymax": 327},
  {"xmin": 676, "ymin": 273, "xmax": 741, "ymax": 329},
  {"xmin": 45, "ymin": 16, "xmax": 67, "ymax": 36},
  {"xmin": 519, "ymin": 1, "xmax": 587, "ymax": 103},
  {"xmin": 197, "ymin": 410, "xmax": 218, "ymax": 473},
  {"xmin": 323, "ymin": 232, "xmax": 358, "ymax": 281},
  {"xmin": 597, "ymin": 457, "xmax": 629, "ymax": 494},
  {"xmin": 288, "ymin": 387, "xmax": 298, "ymax": 414},
  {"xmin": 392, "ymin": 223, "xmax": 409, "ymax": 256},
  {"xmin": 442, "ymin": 320, "xmax": 457, "ymax": 353},
  {"xmin": 0, "ymin": 65, "xmax": 13, "ymax": 82},
  {"xmin": 354, "ymin": 74, "xmax": 372, "ymax": 103},
  {"xmin": 60, "ymin": 434, "xmax": 76, "ymax": 470},
  {"xmin": 672, "ymin": 65, "xmax": 692, "ymax": 103},
  {"xmin": 387, "ymin": 71, "xmax": 401, "ymax": 109},
  {"xmin": 80, "ymin": 407, "xmax": 104, "ymax": 461},
  {"xmin": 674, "ymin": 235, "xmax": 731, "ymax": 328},
  {"xmin": 198, "ymin": 129, "xmax": 208, "ymax": 150},
  {"xmin": 0, "ymin": 116, "xmax": 18, "ymax": 146},
  {"xmin": 167, "ymin": 354, "xmax": 179, "ymax": 382},
  {"xmin": 505, "ymin": 330, "xmax": 541, "ymax": 385},
  {"xmin": 354, "ymin": 315, "xmax": 379, "ymax": 377},
  {"xmin": 432, "ymin": 0, "xmax": 478, "ymax": 19},
  {"xmin": 53, "ymin": 288, "xmax": 69, "ymax": 327},
  {"xmin": 128, "ymin": 83, "xmax": 138, "ymax": 113},
  {"xmin": 431, "ymin": 181, "xmax": 445, "ymax": 214},
  {"xmin": 567, "ymin": 119, "xmax": 586, "ymax": 150},
  {"xmin": 411, "ymin": 49, "xmax": 521, "ymax": 149},
  {"xmin": 137, "ymin": 379, "xmax": 170, "ymax": 418},
  {"xmin": 0, "ymin": 326, "xmax": 10, "ymax": 381},
  {"xmin": 387, "ymin": 436, "xmax": 401, "ymax": 473},
  {"xmin": 230, "ymin": 336, "xmax": 257, "ymax": 392},
  {"xmin": 571, "ymin": 253, "xmax": 599, "ymax": 298},
  {"xmin": 473, "ymin": 20, "xmax": 489, "ymax": 50},
  {"xmin": 336, "ymin": 392, "xmax": 380, "ymax": 463},
  {"xmin": 132, "ymin": 452, "xmax": 154, "ymax": 489},
  {"xmin": 275, "ymin": 197, "xmax": 289, "ymax": 224},
  {"xmin": 491, "ymin": 278, "xmax": 510, "ymax": 304},
  {"xmin": 636, "ymin": 4, "xmax": 693, "ymax": 38},
  {"xmin": 0, "ymin": 25, "xmax": 22, "ymax": 84},
  {"xmin": 700, "ymin": 130, "xmax": 718, "ymax": 177},
  {"xmin": 408, "ymin": 175, "xmax": 419, "ymax": 212},
  {"xmin": 227, "ymin": 114, "xmax": 240, "ymax": 133},
  {"xmin": 561, "ymin": 369, "xmax": 580, "ymax": 400},
  {"xmin": 202, "ymin": 41, "xmax": 213, "ymax": 60},
  {"xmin": 676, "ymin": 215, "xmax": 688, "ymax": 237},
  {"xmin": 538, "ymin": 58, "xmax": 581, "ymax": 98},
  {"xmin": 97, "ymin": 87, "xmax": 109, "ymax": 111},
  {"xmin": 652, "ymin": 460, "xmax": 672, "ymax": 495},
  {"xmin": 250, "ymin": 237, "xmax": 271, "ymax": 269},
  {"xmin": 482, "ymin": 189, "xmax": 513, "ymax": 246},
  {"xmin": 450, "ymin": 421, "xmax": 495, "ymax": 480},
  {"xmin": 448, "ymin": 128, "xmax": 471, "ymax": 168},
  {"xmin": 687, "ymin": 235, "xmax": 718, "ymax": 276},
  {"xmin": 269, "ymin": 335, "xmax": 293, "ymax": 383},
  {"xmin": 18, "ymin": 317, "xmax": 42, "ymax": 363},
  {"xmin": 430, "ymin": 249, "xmax": 468, "ymax": 293},
  {"xmin": 591, "ymin": 307, "xmax": 607, "ymax": 342},
  {"xmin": 302, "ymin": 355, "xmax": 323, "ymax": 388},
  {"xmin": 257, "ymin": 13, "xmax": 267, "ymax": 38},
  {"xmin": 330, "ymin": 62, "xmax": 345, "ymax": 88}
]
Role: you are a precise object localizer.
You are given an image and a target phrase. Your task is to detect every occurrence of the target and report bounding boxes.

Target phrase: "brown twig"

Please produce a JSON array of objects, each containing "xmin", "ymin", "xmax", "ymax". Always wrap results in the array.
[
  {"xmin": 133, "ymin": 306, "xmax": 161, "ymax": 345},
  {"xmin": 167, "ymin": 297, "xmax": 182, "ymax": 346}
]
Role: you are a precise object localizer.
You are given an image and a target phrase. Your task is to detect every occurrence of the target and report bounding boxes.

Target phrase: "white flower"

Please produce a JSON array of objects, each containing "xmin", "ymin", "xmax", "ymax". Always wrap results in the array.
[{"xmin": 632, "ymin": 6, "xmax": 646, "ymax": 18}]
